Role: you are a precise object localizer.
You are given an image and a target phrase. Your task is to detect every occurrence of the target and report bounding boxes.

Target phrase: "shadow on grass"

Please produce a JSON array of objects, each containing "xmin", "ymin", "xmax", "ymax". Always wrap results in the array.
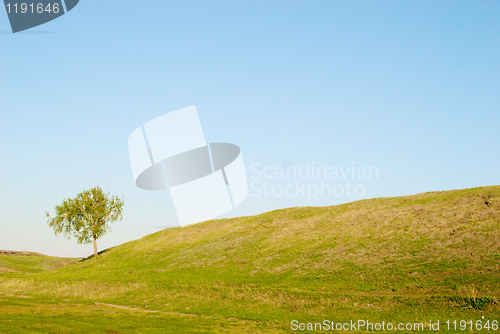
[
  {"xmin": 449, "ymin": 296, "xmax": 496, "ymax": 310},
  {"xmin": 79, "ymin": 248, "xmax": 113, "ymax": 262}
]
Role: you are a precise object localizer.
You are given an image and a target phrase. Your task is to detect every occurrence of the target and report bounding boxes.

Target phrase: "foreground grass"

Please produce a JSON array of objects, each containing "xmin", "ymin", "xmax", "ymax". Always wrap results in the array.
[
  {"xmin": 0, "ymin": 295, "xmax": 283, "ymax": 333},
  {"xmin": 1, "ymin": 186, "xmax": 499, "ymax": 332}
]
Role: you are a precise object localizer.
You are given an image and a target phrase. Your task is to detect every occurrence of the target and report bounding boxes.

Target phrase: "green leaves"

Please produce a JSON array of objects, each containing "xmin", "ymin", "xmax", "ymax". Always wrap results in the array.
[{"xmin": 46, "ymin": 187, "xmax": 124, "ymax": 245}]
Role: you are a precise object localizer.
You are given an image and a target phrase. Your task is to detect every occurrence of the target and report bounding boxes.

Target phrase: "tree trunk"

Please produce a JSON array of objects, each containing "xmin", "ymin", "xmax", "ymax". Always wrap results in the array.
[{"xmin": 93, "ymin": 238, "xmax": 98, "ymax": 258}]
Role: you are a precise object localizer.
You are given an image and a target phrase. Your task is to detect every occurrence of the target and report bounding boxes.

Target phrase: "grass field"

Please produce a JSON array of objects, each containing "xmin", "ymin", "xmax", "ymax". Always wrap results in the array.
[
  {"xmin": 0, "ymin": 186, "xmax": 499, "ymax": 333},
  {"xmin": 0, "ymin": 251, "xmax": 80, "ymax": 274}
]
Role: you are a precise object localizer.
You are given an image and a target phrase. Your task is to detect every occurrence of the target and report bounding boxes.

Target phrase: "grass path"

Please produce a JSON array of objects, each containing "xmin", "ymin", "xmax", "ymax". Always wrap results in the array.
[{"xmin": 0, "ymin": 295, "xmax": 287, "ymax": 333}]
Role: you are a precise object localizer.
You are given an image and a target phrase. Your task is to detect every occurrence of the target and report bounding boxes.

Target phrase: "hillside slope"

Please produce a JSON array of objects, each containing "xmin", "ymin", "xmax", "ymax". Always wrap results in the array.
[
  {"xmin": 0, "ymin": 251, "xmax": 80, "ymax": 273},
  {"xmin": 1, "ymin": 186, "xmax": 499, "ymax": 332}
]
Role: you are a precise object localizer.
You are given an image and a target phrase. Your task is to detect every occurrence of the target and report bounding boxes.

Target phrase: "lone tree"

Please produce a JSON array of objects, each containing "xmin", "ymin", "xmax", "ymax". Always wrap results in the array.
[{"xmin": 46, "ymin": 186, "xmax": 124, "ymax": 258}]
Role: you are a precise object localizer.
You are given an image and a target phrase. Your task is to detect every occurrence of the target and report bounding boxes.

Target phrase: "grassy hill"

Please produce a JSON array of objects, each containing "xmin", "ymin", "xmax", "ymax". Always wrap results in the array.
[
  {"xmin": 0, "ymin": 250, "xmax": 80, "ymax": 273},
  {"xmin": 0, "ymin": 186, "xmax": 499, "ymax": 333}
]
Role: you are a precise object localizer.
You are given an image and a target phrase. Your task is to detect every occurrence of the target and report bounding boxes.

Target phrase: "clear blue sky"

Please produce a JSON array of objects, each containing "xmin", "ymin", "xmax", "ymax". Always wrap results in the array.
[{"xmin": 1, "ymin": 1, "xmax": 498, "ymax": 257}]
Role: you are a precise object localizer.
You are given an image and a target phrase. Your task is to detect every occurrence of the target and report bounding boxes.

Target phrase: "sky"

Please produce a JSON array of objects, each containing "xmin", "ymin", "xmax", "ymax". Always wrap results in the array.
[{"xmin": 0, "ymin": 0, "xmax": 499, "ymax": 257}]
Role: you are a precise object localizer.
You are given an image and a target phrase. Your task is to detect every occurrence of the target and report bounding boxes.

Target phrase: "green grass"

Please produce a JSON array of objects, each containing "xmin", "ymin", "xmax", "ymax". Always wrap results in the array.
[
  {"xmin": 0, "ymin": 252, "xmax": 80, "ymax": 274},
  {"xmin": 1, "ymin": 185, "xmax": 499, "ymax": 333}
]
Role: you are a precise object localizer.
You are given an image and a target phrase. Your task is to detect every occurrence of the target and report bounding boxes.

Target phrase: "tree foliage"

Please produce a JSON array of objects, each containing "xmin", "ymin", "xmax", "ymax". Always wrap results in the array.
[{"xmin": 46, "ymin": 186, "xmax": 124, "ymax": 257}]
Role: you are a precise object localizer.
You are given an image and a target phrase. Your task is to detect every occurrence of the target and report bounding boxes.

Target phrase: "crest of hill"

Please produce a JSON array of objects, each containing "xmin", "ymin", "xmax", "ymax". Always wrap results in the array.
[
  {"xmin": 67, "ymin": 185, "xmax": 500, "ymax": 283},
  {"xmin": 0, "ymin": 250, "xmax": 48, "ymax": 257}
]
